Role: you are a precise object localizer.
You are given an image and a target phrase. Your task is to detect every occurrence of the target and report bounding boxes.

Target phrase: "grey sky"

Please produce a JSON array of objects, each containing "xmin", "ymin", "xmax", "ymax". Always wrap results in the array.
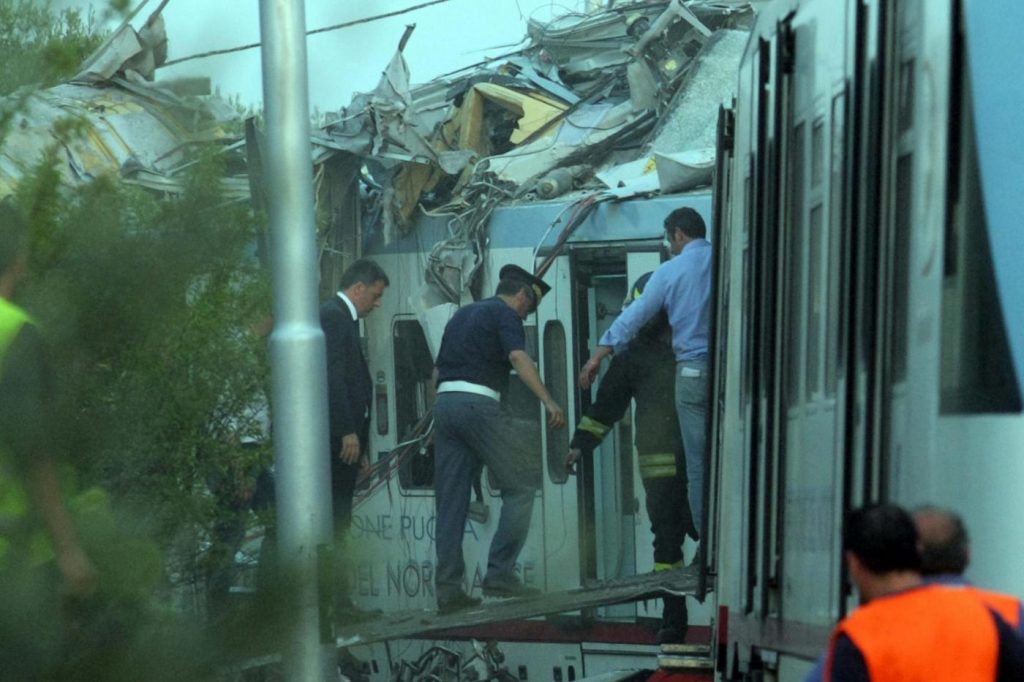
[{"xmin": 58, "ymin": 0, "xmax": 581, "ymax": 114}]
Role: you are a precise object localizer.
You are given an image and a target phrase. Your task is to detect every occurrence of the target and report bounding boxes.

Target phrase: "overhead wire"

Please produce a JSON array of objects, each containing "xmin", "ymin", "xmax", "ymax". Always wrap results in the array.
[{"xmin": 159, "ymin": 0, "xmax": 458, "ymax": 68}]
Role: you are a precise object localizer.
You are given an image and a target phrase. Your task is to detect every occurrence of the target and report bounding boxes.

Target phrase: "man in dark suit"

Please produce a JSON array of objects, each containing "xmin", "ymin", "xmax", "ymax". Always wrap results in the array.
[{"xmin": 320, "ymin": 258, "xmax": 388, "ymax": 614}]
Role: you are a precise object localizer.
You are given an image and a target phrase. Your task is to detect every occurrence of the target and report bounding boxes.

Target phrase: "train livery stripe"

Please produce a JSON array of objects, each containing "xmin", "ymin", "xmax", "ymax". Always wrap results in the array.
[{"xmin": 363, "ymin": 192, "xmax": 713, "ymax": 256}]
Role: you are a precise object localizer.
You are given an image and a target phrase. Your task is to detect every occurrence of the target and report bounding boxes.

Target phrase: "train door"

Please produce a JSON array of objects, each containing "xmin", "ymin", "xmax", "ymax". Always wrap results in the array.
[
  {"xmin": 569, "ymin": 242, "xmax": 662, "ymax": 619},
  {"xmin": 723, "ymin": 3, "xmax": 856, "ymax": 658},
  {"xmin": 534, "ymin": 252, "xmax": 581, "ymax": 593},
  {"xmin": 775, "ymin": 20, "xmax": 851, "ymax": 628}
]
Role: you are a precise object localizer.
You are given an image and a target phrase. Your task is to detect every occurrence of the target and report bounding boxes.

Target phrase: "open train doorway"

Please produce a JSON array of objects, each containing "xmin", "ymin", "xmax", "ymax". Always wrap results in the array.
[{"xmin": 569, "ymin": 243, "xmax": 665, "ymax": 622}]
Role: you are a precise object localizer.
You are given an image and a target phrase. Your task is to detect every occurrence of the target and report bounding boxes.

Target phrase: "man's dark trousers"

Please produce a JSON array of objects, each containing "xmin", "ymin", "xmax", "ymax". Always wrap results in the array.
[{"xmin": 434, "ymin": 392, "xmax": 535, "ymax": 603}]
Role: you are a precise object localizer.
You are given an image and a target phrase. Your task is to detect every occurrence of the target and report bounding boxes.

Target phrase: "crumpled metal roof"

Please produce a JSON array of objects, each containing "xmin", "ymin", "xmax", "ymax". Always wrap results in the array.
[
  {"xmin": 314, "ymin": 0, "xmax": 756, "ymax": 241},
  {"xmin": 310, "ymin": 0, "xmax": 755, "ymax": 304},
  {"xmin": 0, "ymin": 9, "xmax": 245, "ymax": 202}
]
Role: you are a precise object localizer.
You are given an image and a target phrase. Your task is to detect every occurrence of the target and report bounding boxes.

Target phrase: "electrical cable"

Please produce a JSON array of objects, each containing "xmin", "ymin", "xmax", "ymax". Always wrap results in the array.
[{"xmin": 160, "ymin": 0, "xmax": 457, "ymax": 68}]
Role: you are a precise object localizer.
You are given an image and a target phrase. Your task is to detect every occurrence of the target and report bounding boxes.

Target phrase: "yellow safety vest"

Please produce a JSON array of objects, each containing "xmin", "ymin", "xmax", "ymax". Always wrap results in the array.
[{"xmin": 0, "ymin": 298, "xmax": 50, "ymax": 567}]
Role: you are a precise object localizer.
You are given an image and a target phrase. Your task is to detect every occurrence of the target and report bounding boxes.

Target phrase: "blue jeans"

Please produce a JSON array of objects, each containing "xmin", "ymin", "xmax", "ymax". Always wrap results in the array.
[
  {"xmin": 675, "ymin": 359, "xmax": 708, "ymax": 535},
  {"xmin": 433, "ymin": 392, "xmax": 536, "ymax": 601}
]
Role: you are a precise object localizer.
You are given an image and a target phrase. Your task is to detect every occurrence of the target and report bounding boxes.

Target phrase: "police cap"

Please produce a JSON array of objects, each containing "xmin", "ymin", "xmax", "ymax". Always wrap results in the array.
[{"xmin": 499, "ymin": 264, "xmax": 551, "ymax": 303}]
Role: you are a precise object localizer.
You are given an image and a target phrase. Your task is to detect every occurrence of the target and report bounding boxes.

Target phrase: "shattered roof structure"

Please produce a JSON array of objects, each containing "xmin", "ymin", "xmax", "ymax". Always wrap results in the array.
[
  {"xmin": 311, "ymin": 0, "xmax": 756, "ymax": 298},
  {"xmin": 0, "ymin": 7, "xmax": 245, "ymax": 201}
]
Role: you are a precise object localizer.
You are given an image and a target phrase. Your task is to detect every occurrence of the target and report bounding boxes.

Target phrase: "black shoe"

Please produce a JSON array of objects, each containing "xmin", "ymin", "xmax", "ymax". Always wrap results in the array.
[
  {"xmin": 335, "ymin": 599, "xmax": 381, "ymax": 624},
  {"xmin": 437, "ymin": 591, "xmax": 482, "ymax": 614},
  {"xmin": 659, "ymin": 595, "xmax": 688, "ymax": 644},
  {"xmin": 657, "ymin": 626, "xmax": 687, "ymax": 644},
  {"xmin": 481, "ymin": 575, "xmax": 542, "ymax": 599}
]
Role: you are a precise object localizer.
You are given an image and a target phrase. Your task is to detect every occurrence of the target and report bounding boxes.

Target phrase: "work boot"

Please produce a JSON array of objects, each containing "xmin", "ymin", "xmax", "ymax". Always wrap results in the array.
[
  {"xmin": 437, "ymin": 590, "xmax": 482, "ymax": 615},
  {"xmin": 657, "ymin": 595, "xmax": 688, "ymax": 644},
  {"xmin": 335, "ymin": 597, "xmax": 381, "ymax": 624},
  {"xmin": 481, "ymin": 574, "xmax": 541, "ymax": 599}
]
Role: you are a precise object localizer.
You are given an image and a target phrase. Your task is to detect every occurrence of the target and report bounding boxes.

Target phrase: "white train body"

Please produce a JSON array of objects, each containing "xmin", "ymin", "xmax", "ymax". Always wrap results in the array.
[{"xmin": 337, "ymin": 0, "xmax": 1024, "ymax": 679}]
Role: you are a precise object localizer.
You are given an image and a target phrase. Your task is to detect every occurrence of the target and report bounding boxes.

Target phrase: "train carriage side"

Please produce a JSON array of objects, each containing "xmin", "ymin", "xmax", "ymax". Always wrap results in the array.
[
  {"xmin": 352, "ymin": 193, "xmax": 714, "ymax": 651},
  {"xmin": 712, "ymin": 0, "xmax": 1024, "ymax": 679}
]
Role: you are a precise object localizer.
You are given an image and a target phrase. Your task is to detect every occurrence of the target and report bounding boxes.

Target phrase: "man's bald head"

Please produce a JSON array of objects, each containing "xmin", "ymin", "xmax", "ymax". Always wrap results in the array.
[{"xmin": 913, "ymin": 505, "xmax": 970, "ymax": 575}]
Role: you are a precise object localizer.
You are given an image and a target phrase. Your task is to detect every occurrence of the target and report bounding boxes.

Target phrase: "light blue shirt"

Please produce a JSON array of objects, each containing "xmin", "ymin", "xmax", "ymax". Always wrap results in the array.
[{"xmin": 599, "ymin": 238, "xmax": 712, "ymax": 361}]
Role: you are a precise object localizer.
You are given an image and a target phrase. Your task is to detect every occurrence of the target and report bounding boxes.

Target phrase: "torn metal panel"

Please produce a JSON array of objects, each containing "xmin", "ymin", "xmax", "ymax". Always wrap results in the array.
[
  {"xmin": 502, "ymin": 57, "xmax": 581, "ymax": 105},
  {"xmin": 478, "ymin": 101, "xmax": 634, "ymax": 188},
  {"xmin": 0, "ymin": 80, "xmax": 240, "ymax": 200},
  {"xmin": 74, "ymin": 10, "xmax": 168, "ymax": 83},
  {"xmin": 315, "ymin": 2, "xmax": 755, "ymax": 304},
  {"xmin": 655, "ymin": 148, "xmax": 715, "ymax": 193},
  {"xmin": 648, "ymin": 29, "xmax": 750, "ymax": 156},
  {"xmin": 466, "ymin": 83, "xmax": 568, "ymax": 146},
  {"xmin": 321, "ymin": 48, "xmax": 453, "ymax": 168}
]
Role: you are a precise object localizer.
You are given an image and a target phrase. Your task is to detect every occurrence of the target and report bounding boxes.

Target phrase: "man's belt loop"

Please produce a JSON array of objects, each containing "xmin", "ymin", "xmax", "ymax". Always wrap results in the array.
[{"xmin": 437, "ymin": 381, "xmax": 500, "ymax": 401}]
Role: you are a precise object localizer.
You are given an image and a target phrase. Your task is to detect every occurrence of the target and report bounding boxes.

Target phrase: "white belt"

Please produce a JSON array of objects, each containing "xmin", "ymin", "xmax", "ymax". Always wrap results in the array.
[{"xmin": 437, "ymin": 380, "xmax": 500, "ymax": 401}]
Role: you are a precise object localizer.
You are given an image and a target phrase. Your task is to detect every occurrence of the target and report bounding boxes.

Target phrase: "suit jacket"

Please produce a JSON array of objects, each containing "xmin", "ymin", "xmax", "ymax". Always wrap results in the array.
[{"xmin": 320, "ymin": 295, "xmax": 372, "ymax": 454}]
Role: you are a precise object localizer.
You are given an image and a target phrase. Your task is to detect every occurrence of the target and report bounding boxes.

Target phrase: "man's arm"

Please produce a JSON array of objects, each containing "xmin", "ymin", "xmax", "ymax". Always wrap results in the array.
[
  {"xmin": 827, "ymin": 634, "xmax": 869, "ymax": 682},
  {"xmin": 568, "ymin": 354, "xmax": 634, "ymax": 473},
  {"xmin": 1, "ymin": 327, "xmax": 96, "ymax": 597},
  {"xmin": 993, "ymin": 609, "xmax": 1024, "ymax": 682},
  {"xmin": 579, "ymin": 267, "xmax": 671, "ymax": 388},
  {"xmin": 24, "ymin": 458, "xmax": 98, "ymax": 596},
  {"xmin": 599, "ymin": 268, "xmax": 670, "ymax": 351},
  {"xmin": 578, "ymin": 345, "xmax": 612, "ymax": 390},
  {"xmin": 509, "ymin": 350, "xmax": 565, "ymax": 428}
]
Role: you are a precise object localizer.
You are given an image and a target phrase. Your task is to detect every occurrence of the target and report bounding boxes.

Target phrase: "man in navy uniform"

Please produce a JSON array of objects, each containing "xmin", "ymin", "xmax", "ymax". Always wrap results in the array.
[
  {"xmin": 433, "ymin": 264, "xmax": 566, "ymax": 614},
  {"xmin": 320, "ymin": 258, "xmax": 388, "ymax": 614}
]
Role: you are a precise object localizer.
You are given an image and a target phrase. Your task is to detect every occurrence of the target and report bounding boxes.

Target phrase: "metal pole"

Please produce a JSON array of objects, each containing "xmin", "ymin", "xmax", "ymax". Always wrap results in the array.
[{"xmin": 258, "ymin": 1, "xmax": 336, "ymax": 680}]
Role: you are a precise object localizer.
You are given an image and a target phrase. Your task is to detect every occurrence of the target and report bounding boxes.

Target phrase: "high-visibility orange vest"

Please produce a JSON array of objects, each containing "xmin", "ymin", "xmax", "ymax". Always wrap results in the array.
[
  {"xmin": 825, "ymin": 584, "xmax": 999, "ymax": 682},
  {"xmin": 970, "ymin": 586, "xmax": 1023, "ymax": 629}
]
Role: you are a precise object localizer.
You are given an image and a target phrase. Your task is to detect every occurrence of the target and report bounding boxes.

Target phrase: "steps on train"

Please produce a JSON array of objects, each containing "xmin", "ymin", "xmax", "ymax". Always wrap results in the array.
[{"xmin": 657, "ymin": 642, "xmax": 714, "ymax": 675}]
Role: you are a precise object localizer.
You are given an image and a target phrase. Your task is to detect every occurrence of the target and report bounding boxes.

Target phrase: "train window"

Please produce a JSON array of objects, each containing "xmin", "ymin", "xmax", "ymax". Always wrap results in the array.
[
  {"xmin": 807, "ymin": 205, "xmax": 824, "ymax": 400},
  {"xmin": 393, "ymin": 319, "xmax": 436, "ymax": 490},
  {"xmin": 897, "ymin": 60, "xmax": 915, "ymax": 134},
  {"xmin": 742, "ymin": 173, "xmax": 753, "ymax": 408},
  {"xmin": 811, "ymin": 118, "xmax": 825, "ymax": 189},
  {"xmin": 891, "ymin": 154, "xmax": 913, "ymax": 384},
  {"xmin": 825, "ymin": 93, "xmax": 846, "ymax": 397},
  {"xmin": 806, "ymin": 116, "xmax": 826, "ymax": 400},
  {"xmin": 543, "ymin": 321, "xmax": 570, "ymax": 484},
  {"xmin": 786, "ymin": 122, "xmax": 807, "ymax": 408},
  {"xmin": 940, "ymin": 64, "xmax": 1022, "ymax": 413}
]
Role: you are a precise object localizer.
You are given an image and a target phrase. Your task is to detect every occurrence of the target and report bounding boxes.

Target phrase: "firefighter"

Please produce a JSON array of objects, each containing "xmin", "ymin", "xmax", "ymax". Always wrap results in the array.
[{"xmin": 565, "ymin": 272, "xmax": 696, "ymax": 644}]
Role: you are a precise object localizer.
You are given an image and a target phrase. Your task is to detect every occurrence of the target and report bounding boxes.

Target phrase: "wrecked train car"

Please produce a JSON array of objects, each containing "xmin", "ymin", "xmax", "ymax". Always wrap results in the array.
[
  {"xmin": 317, "ymin": 2, "xmax": 757, "ymax": 679},
  {"xmin": 0, "ymin": 10, "xmax": 245, "ymax": 202}
]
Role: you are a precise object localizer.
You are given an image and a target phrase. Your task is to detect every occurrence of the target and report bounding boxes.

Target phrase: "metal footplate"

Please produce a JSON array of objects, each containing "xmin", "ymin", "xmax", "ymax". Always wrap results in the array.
[
  {"xmin": 336, "ymin": 566, "xmax": 709, "ymax": 649},
  {"xmin": 657, "ymin": 643, "xmax": 714, "ymax": 672}
]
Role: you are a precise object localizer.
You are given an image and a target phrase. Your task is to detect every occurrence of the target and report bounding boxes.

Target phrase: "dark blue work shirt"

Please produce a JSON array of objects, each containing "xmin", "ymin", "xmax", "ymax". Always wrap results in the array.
[{"xmin": 435, "ymin": 297, "xmax": 525, "ymax": 395}]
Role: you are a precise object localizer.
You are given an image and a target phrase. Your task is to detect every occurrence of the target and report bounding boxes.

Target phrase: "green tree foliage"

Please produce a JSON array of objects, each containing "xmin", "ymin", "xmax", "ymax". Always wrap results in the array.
[
  {"xmin": 10, "ymin": 143, "xmax": 273, "ymax": 680},
  {"xmin": 16, "ymin": 144, "xmax": 272, "ymax": 562},
  {"xmin": 1, "ymin": 3, "xmax": 278, "ymax": 676},
  {"xmin": 0, "ymin": 0, "xmax": 104, "ymax": 95}
]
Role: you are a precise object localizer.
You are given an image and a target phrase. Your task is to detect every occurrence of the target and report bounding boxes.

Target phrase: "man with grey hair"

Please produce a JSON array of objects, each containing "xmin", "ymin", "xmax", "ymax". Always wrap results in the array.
[{"xmin": 914, "ymin": 505, "xmax": 1023, "ymax": 633}]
